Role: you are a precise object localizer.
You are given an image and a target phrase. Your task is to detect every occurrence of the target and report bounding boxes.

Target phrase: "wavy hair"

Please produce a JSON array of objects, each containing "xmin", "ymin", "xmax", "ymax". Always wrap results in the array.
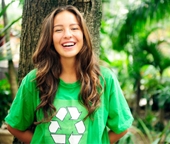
[{"xmin": 32, "ymin": 5, "xmax": 103, "ymax": 123}]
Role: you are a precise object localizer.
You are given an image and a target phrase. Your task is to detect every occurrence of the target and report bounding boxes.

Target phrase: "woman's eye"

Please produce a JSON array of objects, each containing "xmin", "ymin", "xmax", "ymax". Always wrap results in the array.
[
  {"xmin": 55, "ymin": 29, "xmax": 62, "ymax": 32},
  {"xmin": 72, "ymin": 27, "xmax": 79, "ymax": 30}
]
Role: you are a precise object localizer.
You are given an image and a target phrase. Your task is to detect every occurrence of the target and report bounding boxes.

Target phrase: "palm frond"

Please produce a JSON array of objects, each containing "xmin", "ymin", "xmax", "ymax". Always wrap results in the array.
[
  {"xmin": 0, "ymin": 0, "xmax": 15, "ymax": 17},
  {"xmin": 114, "ymin": 0, "xmax": 170, "ymax": 50},
  {"xmin": 0, "ymin": 16, "xmax": 22, "ymax": 36}
]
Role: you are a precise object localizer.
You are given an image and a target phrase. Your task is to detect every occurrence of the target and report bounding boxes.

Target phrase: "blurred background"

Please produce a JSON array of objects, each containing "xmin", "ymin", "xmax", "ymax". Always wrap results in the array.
[{"xmin": 0, "ymin": 0, "xmax": 170, "ymax": 143}]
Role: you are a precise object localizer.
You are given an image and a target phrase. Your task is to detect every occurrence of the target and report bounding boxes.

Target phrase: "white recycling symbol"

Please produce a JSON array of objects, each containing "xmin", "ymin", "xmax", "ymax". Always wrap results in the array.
[{"xmin": 49, "ymin": 107, "xmax": 86, "ymax": 144}]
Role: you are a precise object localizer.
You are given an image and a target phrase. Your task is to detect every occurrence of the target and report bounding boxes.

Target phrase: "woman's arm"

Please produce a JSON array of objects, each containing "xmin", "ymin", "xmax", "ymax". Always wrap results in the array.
[
  {"xmin": 108, "ymin": 129, "xmax": 128, "ymax": 144},
  {"xmin": 7, "ymin": 124, "xmax": 33, "ymax": 144}
]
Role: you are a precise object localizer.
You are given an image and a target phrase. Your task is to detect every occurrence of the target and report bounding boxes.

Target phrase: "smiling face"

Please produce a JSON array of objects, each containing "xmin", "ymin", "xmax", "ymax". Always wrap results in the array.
[{"xmin": 53, "ymin": 11, "xmax": 83, "ymax": 61}]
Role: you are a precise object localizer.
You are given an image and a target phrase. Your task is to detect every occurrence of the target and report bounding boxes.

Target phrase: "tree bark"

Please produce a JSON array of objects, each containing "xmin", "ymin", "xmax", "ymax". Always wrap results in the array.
[
  {"xmin": 133, "ymin": 76, "xmax": 141, "ymax": 117},
  {"xmin": 18, "ymin": 0, "xmax": 102, "ymax": 83}
]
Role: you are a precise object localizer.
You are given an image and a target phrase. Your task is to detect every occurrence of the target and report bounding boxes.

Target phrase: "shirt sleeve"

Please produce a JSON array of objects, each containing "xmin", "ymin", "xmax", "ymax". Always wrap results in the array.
[
  {"xmin": 5, "ymin": 71, "xmax": 37, "ymax": 131},
  {"xmin": 106, "ymin": 71, "xmax": 134, "ymax": 134}
]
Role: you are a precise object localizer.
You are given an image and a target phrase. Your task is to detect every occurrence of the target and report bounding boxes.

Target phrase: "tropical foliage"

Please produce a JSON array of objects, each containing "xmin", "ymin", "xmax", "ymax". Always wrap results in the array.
[
  {"xmin": 0, "ymin": 0, "xmax": 22, "ymax": 126},
  {"xmin": 100, "ymin": 0, "xmax": 170, "ymax": 143},
  {"xmin": 0, "ymin": 78, "xmax": 11, "ymax": 126}
]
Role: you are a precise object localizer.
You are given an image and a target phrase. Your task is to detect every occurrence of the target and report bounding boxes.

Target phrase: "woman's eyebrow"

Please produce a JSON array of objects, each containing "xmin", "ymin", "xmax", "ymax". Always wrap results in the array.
[
  {"xmin": 54, "ymin": 23, "xmax": 79, "ymax": 27},
  {"xmin": 53, "ymin": 24, "xmax": 62, "ymax": 28},
  {"xmin": 70, "ymin": 23, "xmax": 79, "ymax": 26}
]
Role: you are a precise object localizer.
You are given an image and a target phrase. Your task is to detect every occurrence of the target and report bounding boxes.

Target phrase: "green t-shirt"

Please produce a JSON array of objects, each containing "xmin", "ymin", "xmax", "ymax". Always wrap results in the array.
[{"xmin": 5, "ymin": 66, "xmax": 133, "ymax": 144}]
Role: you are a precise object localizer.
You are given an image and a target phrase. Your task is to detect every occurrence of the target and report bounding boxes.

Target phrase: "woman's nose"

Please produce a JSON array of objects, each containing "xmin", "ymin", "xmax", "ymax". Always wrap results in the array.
[{"xmin": 63, "ymin": 29, "xmax": 72, "ymax": 38}]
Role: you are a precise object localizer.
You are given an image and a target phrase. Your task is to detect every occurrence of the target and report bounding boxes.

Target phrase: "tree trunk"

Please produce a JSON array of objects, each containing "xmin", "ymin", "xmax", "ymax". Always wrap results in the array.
[
  {"xmin": 159, "ymin": 72, "xmax": 165, "ymax": 126},
  {"xmin": 134, "ymin": 77, "xmax": 141, "ymax": 117},
  {"xmin": 8, "ymin": 60, "xmax": 18, "ymax": 99},
  {"xmin": 18, "ymin": 0, "xmax": 102, "ymax": 83}
]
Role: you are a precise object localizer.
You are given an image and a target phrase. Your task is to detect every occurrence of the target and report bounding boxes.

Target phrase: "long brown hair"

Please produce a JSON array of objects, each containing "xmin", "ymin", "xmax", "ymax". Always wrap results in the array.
[{"xmin": 32, "ymin": 5, "xmax": 103, "ymax": 123}]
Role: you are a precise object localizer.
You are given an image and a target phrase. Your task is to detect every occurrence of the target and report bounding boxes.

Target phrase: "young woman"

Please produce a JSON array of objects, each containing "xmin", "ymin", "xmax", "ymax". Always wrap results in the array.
[{"xmin": 5, "ymin": 5, "xmax": 133, "ymax": 144}]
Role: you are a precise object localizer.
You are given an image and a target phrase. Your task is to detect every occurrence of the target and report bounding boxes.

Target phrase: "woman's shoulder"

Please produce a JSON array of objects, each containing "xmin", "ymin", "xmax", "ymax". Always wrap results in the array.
[
  {"xmin": 99, "ymin": 65, "xmax": 120, "ymax": 87},
  {"xmin": 21, "ymin": 69, "xmax": 37, "ymax": 84},
  {"xmin": 25, "ymin": 69, "xmax": 37, "ymax": 79},
  {"xmin": 99, "ymin": 66, "xmax": 116, "ymax": 79}
]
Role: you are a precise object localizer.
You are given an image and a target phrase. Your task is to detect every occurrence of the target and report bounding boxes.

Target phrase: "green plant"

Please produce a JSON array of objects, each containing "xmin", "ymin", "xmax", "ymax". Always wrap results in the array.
[
  {"xmin": 118, "ymin": 126, "xmax": 150, "ymax": 144},
  {"xmin": 0, "ymin": 78, "xmax": 12, "ymax": 126},
  {"xmin": 117, "ymin": 119, "xmax": 170, "ymax": 144},
  {"xmin": 0, "ymin": 0, "xmax": 22, "ymax": 36}
]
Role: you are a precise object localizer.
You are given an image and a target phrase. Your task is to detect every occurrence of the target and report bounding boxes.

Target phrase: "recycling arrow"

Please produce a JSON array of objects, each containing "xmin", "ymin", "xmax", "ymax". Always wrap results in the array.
[
  {"xmin": 49, "ymin": 121, "xmax": 60, "ymax": 133},
  {"xmin": 56, "ymin": 107, "xmax": 67, "ymax": 121},
  {"xmin": 69, "ymin": 134, "xmax": 82, "ymax": 144},
  {"xmin": 68, "ymin": 107, "xmax": 81, "ymax": 120},
  {"xmin": 51, "ymin": 134, "xmax": 66, "ymax": 143},
  {"xmin": 75, "ymin": 121, "xmax": 85, "ymax": 133}
]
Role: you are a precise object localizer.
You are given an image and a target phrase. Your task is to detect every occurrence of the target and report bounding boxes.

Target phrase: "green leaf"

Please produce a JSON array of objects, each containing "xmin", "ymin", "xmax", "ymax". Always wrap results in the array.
[
  {"xmin": 138, "ymin": 118, "xmax": 153, "ymax": 143},
  {"xmin": 0, "ymin": 16, "xmax": 22, "ymax": 35},
  {"xmin": 0, "ymin": 0, "xmax": 15, "ymax": 17}
]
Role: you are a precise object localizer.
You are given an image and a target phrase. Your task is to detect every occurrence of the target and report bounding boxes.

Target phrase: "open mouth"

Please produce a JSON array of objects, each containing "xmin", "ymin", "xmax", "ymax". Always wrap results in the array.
[{"xmin": 62, "ymin": 42, "xmax": 76, "ymax": 47}]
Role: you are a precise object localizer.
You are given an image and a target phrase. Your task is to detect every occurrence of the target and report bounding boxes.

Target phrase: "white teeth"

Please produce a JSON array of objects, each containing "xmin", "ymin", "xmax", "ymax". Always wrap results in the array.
[{"xmin": 63, "ymin": 42, "xmax": 74, "ymax": 47}]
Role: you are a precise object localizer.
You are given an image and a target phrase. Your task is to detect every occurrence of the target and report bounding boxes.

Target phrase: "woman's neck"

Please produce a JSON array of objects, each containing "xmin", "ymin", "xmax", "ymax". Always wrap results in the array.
[{"xmin": 60, "ymin": 58, "xmax": 77, "ymax": 83}]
